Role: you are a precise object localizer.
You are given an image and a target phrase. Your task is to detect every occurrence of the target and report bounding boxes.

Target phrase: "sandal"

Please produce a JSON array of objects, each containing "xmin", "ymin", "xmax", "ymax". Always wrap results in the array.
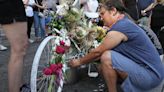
[{"xmin": 20, "ymin": 84, "xmax": 31, "ymax": 92}]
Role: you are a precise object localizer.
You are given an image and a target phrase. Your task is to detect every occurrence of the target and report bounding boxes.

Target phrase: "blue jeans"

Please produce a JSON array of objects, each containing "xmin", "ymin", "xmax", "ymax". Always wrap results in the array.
[
  {"xmin": 45, "ymin": 16, "xmax": 52, "ymax": 26},
  {"xmin": 33, "ymin": 11, "xmax": 45, "ymax": 38}
]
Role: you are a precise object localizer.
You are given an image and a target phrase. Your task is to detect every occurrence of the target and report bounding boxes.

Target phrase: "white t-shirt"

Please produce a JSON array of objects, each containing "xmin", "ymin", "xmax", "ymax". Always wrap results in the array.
[
  {"xmin": 23, "ymin": 0, "xmax": 35, "ymax": 17},
  {"xmin": 25, "ymin": 6, "xmax": 34, "ymax": 17}
]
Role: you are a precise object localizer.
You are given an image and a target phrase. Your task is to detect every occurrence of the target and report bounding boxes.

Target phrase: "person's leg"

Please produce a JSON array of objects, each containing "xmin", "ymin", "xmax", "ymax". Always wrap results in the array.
[
  {"xmin": 108, "ymin": 51, "xmax": 160, "ymax": 92},
  {"xmin": 100, "ymin": 51, "xmax": 118, "ymax": 92},
  {"xmin": 40, "ymin": 17, "xmax": 46, "ymax": 39},
  {"xmin": 27, "ymin": 16, "xmax": 34, "ymax": 43},
  {"xmin": 45, "ymin": 16, "xmax": 52, "ymax": 35},
  {"xmin": 2, "ymin": 22, "xmax": 28, "ymax": 92},
  {"xmin": 33, "ymin": 12, "xmax": 40, "ymax": 40},
  {"xmin": 27, "ymin": 16, "xmax": 34, "ymax": 39}
]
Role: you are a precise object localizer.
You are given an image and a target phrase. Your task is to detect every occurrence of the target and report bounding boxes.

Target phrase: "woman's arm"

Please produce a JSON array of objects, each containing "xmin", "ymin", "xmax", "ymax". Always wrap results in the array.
[
  {"xmin": 34, "ymin": 3, "xmax": 46, "ymax": 9},
  {"xmin": 34, "ymin": 0, "xmax": 46, "ymax": 9},
  {"xmin": 23, "ymin": 0, "xmax": 29, "ymax": 5},
  {"xmin": 69, "ymin": 31, "xmax": 128, "ymax": 67},
  {"xmin": 22, "ymin": 0, "xmax": 29, "ymax": 7}
]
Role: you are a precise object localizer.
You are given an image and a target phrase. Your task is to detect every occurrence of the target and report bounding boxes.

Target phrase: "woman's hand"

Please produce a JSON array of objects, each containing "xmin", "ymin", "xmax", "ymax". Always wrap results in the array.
[{"xmin": 68, "ymin": 59, "xmax": 81, "ymax": 67}]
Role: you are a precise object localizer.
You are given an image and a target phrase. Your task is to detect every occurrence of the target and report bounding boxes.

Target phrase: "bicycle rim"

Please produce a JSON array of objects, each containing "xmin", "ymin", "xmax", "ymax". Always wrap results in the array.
[{"xmin": 31, "ymin": 36, "xmax": 64, "ymax": 92}]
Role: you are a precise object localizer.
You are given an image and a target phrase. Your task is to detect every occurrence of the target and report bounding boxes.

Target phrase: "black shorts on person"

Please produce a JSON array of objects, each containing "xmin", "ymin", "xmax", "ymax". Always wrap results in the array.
[{"xmin": 0, "ymin": 0, "xmax": 27, "ymax": 24}]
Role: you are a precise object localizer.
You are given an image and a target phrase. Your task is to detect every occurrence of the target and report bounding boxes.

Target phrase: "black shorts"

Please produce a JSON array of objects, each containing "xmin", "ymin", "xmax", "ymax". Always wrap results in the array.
[{"xmin": 0, "ymin": 0, "xmax": 27, "ymax": 24}]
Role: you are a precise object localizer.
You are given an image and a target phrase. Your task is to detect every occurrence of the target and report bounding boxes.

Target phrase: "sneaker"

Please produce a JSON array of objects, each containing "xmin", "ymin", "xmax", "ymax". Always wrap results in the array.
[
  {"xmin": 28, "ymin": 39, "xmax": 34, "ymax": 43},
  {"xmin": 0, "ymin": 44, "xmax": 7, "ymax": 51}
]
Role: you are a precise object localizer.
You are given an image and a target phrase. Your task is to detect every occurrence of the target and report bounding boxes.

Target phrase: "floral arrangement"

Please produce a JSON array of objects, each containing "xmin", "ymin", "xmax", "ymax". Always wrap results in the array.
[
  {"xmin": 48, "ymin": 3, "xmax": 81, "ymax": 31},
  {"xmin": 95, "ymin": 26, "xmax": 107, "ymax": 42},
  {"xmin": 42, "ymin": 32, "xmax": 71, "ymax": 91},
  {"xmin": 42, "ymin": 0, "xmax": 107, "ymax": 90},
  {"xmin": 43, "ymin": 36, "xmax": 71, "ymax": 74}
]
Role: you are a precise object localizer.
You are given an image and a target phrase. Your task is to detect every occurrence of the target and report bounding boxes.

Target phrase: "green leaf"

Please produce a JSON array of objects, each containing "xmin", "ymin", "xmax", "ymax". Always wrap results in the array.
[{"xmin": 55, "ymin": 55, "xmax": 62, "ymax": 63}]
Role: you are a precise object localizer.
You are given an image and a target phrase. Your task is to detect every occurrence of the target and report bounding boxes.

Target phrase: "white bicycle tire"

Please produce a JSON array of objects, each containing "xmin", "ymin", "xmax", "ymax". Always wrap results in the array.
[{"xmin": 31, "ymin": 36, "xmax": 64, "ymax": 92}]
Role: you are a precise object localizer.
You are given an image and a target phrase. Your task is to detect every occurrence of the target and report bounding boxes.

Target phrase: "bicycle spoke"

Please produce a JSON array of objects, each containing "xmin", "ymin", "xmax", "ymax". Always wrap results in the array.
[
  {"xmin": 37, "ymin": 76, "xmax": 46, "ymax": 86},
  {"xmin": 38, "ymin": 76, "xmax": 50, "ymax": 92}
]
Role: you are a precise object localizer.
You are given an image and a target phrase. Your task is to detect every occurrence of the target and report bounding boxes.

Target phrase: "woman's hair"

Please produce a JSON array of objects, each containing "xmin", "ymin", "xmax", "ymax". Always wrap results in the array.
[{"xmin": 99, "ymin": 0, "xmax": 126, "ymax": 13}]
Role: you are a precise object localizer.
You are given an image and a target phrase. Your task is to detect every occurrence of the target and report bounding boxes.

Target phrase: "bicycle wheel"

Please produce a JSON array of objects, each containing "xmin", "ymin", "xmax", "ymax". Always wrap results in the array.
[{"xmin": 31, "ymin": 36, "xmax": 66, "ymax": 92}]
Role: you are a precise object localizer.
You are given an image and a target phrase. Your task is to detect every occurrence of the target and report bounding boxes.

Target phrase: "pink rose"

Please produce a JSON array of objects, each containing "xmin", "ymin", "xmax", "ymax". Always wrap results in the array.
[
  {"xmin": 43, "ymin": 68, "xmax": 52, "ymax": 75},
  {"xmin": 56, "ymin": 46, "xmax": 65, "ymax": 54},
  {"xmin": 60, "ymin": 40, "xmax": 65, "ymax": 46}
]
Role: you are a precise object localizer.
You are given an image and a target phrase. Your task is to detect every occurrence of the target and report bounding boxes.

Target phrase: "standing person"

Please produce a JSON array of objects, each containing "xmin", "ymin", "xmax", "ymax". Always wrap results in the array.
[
  {"xmin": 69, "ymin": 0, "xmax": 164, "ymax": 92},
  {"xmin": 23, "ymin": 0, "xmax": 35, "ymax": 43},
  {"xmin": 43, "ymin": 0, "xmax": 56, "ymax": 36},
  {"xmin": 0, "ymin": 0, "xmax": 28, "ymax": 92},
  {"xmin": 137, "ymin": 0, "xmax": 156, "ymax": 27},
  {"xmin": 151, "ymin": 0, "xmax": 164, "ymax": 36},
  {"xmin": 33, "ymin": 0, "xmax": 46, "ymax": 41},
  {"xmin": 121, "ymin": 0, "xmax": 139, "ymax": 21},
  {"xmin": 151, "ymin": 0, "xmax": 164, "ymax": 52}
]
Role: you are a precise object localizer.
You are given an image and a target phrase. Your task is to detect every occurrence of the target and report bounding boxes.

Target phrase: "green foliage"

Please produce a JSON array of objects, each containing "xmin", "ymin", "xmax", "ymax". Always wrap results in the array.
[
  {"xmin": 48, "ymin": 14, "xmax": 66, "ymax": 30},
  {"xmin": 48, "ymin": 8, "xmax": 81, "ymax": 31}
]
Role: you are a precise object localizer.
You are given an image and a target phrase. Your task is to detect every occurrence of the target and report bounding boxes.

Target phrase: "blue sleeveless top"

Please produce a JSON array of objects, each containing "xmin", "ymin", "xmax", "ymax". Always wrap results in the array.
[{"xmin": 108, "ymin": 17, "xmax": 164, "ymax": 79}]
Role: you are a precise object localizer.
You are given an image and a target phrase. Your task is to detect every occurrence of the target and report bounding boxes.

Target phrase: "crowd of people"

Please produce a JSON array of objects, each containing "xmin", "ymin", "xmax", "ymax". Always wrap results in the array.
[{"xmin": 0, "ymin": 0, "xmax": 164, "ymax": 92}]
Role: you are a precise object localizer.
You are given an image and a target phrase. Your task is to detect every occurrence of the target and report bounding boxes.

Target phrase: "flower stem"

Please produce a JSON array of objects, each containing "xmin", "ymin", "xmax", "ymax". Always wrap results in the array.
[{"xmin": 48, "ymin": 75, "xmax": 55, "ymax": 92}]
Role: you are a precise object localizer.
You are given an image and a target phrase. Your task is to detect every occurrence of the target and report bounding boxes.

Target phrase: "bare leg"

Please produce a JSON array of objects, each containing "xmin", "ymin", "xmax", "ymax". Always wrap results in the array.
[
  {"xmin": 100, "ymin": 51, "xmax": 117, "ymax": 92},
  {"xmin": 2, "ymin": 22, "xmax": 28, "ymax": 92}
]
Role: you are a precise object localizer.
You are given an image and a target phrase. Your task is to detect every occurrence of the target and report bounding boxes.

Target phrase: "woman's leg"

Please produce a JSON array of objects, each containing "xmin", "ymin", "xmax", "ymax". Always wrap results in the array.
[
  {"xmin": 107, "ymin": 51, "xmax": 160, "ymax": 92},
  {"xmin": 100, "ymin": 51, "xmax": 118, "ymax": 92},
  {"xmin": 2, "ymin": 22, "xmax": 28, "ymax": 92},
  {"xmin": 27, "ymin": 16, "xmax": 34, "ymax": 39}
]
